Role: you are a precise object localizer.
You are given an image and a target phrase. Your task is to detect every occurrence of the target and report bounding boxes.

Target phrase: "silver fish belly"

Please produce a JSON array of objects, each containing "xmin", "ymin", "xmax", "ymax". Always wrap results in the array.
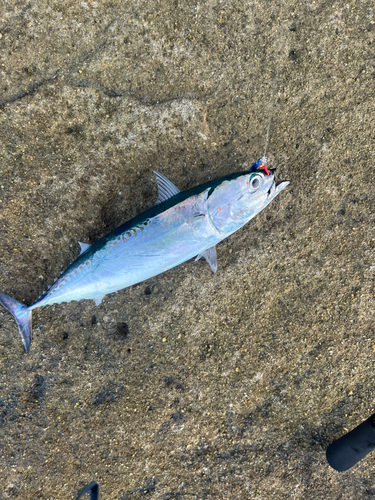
[{"xmin": 0, "ymin": 161, "xmax": 289, "ymax": 351}]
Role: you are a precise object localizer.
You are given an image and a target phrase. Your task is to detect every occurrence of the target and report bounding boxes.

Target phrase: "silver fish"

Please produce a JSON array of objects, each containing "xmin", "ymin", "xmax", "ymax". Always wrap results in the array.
[{"xmin": 0, "ymin": 160, "xmax": 289, "ymax": 351}]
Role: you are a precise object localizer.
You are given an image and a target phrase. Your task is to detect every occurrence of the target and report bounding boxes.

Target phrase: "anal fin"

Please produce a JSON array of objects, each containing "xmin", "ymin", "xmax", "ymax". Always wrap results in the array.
[
  {"xmin": 195, "ymin": 246, "xmax": 218, "ymax": 273},
  {"xmin": 92, "ymin": 295, "xmax": 105, "ymax": 306}
]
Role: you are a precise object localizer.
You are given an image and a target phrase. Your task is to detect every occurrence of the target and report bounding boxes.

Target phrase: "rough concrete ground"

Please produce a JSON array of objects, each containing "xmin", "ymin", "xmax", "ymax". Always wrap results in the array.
[{"xmin": 0, "ymin": 0, "xmax": 374, "ymax": 498}]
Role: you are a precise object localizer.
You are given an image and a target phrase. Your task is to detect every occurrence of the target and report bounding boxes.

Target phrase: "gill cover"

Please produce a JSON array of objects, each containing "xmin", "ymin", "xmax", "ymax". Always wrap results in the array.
[{"xmin": 207, "ymin": 170, "xmax": 275, "ymax": 235}]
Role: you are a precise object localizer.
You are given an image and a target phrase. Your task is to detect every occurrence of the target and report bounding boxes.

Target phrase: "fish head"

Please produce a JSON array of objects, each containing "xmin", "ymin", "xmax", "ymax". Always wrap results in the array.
[{"xmin": 207, "ymin": 161, "xmax": 289, "ymax": 235}]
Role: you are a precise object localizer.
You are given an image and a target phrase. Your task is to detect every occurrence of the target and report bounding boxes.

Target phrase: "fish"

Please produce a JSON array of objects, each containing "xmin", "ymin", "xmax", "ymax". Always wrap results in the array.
[{"xmin": 0, "ymin": 159, "xmax": 289, "ymax": 352}]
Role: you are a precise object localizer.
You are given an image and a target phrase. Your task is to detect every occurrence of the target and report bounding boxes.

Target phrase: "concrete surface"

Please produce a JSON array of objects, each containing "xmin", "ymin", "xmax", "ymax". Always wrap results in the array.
[{"xmin": 0, "ymin": 0, "xmax": 374, "ymax": 498}]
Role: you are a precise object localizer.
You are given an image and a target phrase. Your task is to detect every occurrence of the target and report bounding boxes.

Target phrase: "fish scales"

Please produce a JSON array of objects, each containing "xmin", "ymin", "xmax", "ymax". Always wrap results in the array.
[{"xmin": 0, "ymin": 162, "xmax": 289, "ymax": 352}]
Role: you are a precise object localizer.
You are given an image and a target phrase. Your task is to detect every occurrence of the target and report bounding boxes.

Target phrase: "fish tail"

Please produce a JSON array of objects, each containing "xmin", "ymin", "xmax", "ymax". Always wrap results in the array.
[{"xmin": 0, "ymin": 292, "xmax": 32, "ymax": 352}]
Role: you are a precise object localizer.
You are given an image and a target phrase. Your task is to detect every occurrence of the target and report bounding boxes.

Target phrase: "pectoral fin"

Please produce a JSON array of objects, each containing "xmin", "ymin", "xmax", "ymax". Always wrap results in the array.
[
  {"xmin": 195, "ymin": 246, "xmax": 218, "ymax": 273},
  {"xmin": 153, "ymin": 170, "xmax": 180, "ymax": 204}
]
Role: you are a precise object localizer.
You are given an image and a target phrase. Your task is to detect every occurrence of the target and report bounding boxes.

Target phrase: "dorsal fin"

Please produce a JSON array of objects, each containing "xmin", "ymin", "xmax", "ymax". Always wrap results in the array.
[
  {"xmin": 153, "ymin": 170, "xmax": 180, "ymax": 204},
  {"xmin": 195, "ymin": 246, "xmax": 218, "ymax": 273},
  {"xmin": 79, "ymin": 242, "xmax": 91, "ymax": 255}
]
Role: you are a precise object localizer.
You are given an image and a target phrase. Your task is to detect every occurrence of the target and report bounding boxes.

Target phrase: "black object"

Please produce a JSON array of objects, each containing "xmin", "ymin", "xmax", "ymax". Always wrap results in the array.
[
  {"xmin": 326, "ymin": 413, "xmax": 375, "ymax": 471},
  {"xmin": 75, "ymin": 482, "xmax": 99, "ymax": 500}
]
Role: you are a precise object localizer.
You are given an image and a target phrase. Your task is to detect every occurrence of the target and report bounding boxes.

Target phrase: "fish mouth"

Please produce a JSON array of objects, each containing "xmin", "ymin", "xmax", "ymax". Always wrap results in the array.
[
  {"xmin": 267, "ymin": 175, "xmax": 290, "ymax": 197},
  {"xmin": 252, "ymin": 161, "xmax": 290, "ymax": 197}
]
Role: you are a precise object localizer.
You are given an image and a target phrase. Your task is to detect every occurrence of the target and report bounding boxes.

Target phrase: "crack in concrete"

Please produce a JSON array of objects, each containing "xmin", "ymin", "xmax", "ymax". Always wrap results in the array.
[
  {"xmin": 68, "ymin": 75, "xmax": 213, "ymax": 106},
  {"xmin": 0, "ymin": 45, "xmax": 214, "ymax": 110},
  {"xmin": 0, "ymin": 15, "xmax": 118, "ymax": 109},
  {"xmin": 0, "ymin": 10, "xmax": 221, "ymax": 112},
  {"xmin": 0, "ymin": 40, "xmax": 108, "ymax": 109},
  {"xmin": 0, "ymin": 15, "xmax": 216, "ymax": 110},
  {"xmin": 0, "ymin": 78, "xmax": 56, "ymax": 108}
]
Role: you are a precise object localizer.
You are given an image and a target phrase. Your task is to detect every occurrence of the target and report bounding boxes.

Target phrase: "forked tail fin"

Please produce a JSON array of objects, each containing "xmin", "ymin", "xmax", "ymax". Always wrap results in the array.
[{"xmin": 0, "ymin": 292, "xmax": 32, "ymax": 352}]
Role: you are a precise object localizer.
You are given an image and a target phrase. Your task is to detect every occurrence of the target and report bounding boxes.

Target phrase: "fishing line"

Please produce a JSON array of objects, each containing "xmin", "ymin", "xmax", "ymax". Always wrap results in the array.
[{"xmin": 261, "ymin": 71, "xmax": 277, "ymax": 166}]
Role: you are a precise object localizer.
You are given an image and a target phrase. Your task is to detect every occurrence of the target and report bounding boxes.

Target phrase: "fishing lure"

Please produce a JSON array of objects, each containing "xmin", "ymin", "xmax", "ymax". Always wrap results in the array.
[{"xmin": 0, "ymin": 160, "xmax": 289, "ymax": 351}]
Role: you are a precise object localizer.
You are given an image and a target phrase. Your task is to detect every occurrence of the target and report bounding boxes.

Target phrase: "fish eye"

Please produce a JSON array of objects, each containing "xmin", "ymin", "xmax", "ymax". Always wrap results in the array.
[{"xmin": 249, "ymin": 174, "xmax": 262, "ymax": 190}]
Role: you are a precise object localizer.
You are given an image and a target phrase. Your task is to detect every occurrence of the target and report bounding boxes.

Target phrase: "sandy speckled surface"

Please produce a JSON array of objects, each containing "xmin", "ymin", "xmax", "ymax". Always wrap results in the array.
[{"xmin": 0, "ymin": 1, "xmax": 374, "ymax": 498}]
